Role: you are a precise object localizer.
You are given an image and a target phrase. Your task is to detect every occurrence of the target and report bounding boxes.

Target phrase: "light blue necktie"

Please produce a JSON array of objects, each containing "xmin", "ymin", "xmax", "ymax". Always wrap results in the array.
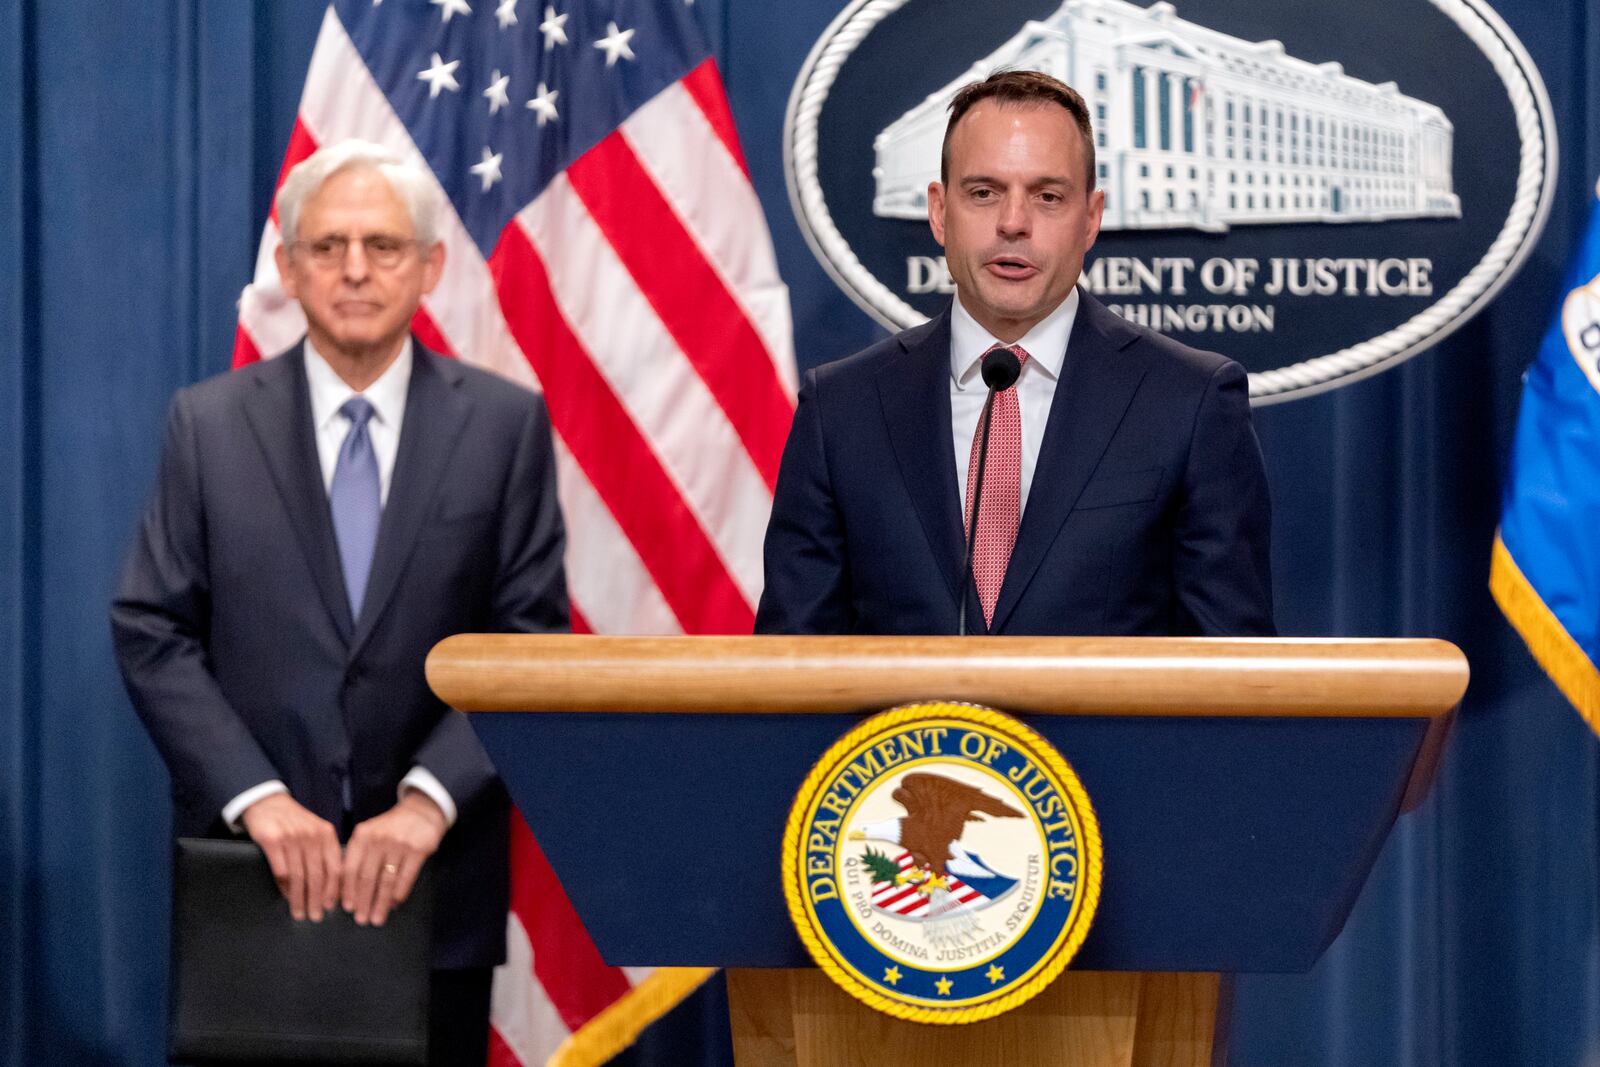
[{"xmin": 330, "ymin": 396, "xmax": 381, "ymax": 617}]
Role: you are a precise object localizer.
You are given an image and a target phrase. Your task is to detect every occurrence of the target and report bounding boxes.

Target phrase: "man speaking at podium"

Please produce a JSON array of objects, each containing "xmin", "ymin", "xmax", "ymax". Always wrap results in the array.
[
  {"xmin": 756, "ymin": 70, "xmax": 1274, "ymax": 638},
  {"xmin": 111, "ymin": 142, "xmax": 567, "ymax": 1063}
]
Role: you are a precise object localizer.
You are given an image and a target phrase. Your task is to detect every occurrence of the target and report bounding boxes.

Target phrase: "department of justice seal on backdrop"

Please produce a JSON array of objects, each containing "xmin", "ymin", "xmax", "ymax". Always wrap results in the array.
[
  {"xmin": 785, "ymin": 0, "xmax": 1557, "ymax": 404},
  {"xmin": 782, "ymin": 703, "xmax": 1102, "ymax": 1023}
]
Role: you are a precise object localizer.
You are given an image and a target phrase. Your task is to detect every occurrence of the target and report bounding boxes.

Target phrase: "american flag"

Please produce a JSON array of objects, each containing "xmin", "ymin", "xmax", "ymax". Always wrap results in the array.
[
  {"xmin": 871, "ymin": 852, "xmax": 991, "ymax": 918},
  {"xmin": 234, "ymin": 1, "xmax": 796, "ymax": 1063}
]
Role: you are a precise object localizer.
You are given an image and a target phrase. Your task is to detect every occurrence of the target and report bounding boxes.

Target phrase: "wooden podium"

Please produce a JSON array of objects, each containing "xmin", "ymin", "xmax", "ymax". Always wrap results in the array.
[{"xmin": 427, "ymin": 635, "xmax": 1467, "ymax": 1067}]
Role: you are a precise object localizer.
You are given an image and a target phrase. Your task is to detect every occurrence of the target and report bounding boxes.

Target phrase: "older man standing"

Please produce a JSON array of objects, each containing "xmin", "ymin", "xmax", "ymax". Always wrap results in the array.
[{"xmin": 112, "ymin": 141, "xmax": 567, "ymax": 1064}]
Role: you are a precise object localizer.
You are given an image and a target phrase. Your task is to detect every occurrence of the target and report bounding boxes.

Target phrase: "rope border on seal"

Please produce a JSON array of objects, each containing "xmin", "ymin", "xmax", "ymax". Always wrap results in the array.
[
  {"xmin": 783, "ymin": 0, "xmax": 1557, "ymax": 406},
  {"xmin": 784, "ymin": 0, "xmax": 920, "ymax": 330},
  {"xmin": 780, "ymin": 701, "xmax": 1105, "ymax": 1026}
]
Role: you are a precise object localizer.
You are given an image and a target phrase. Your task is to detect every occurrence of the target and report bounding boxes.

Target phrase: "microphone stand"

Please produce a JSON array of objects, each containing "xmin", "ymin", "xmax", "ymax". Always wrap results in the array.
[{"xmin": 958, "ymin": 389, "xmax": 1001, "ymax": 637}]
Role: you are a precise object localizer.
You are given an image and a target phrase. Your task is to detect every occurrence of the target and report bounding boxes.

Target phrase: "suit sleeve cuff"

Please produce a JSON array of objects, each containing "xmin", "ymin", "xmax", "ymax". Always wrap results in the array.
[
  {"xmin": 400, "ymin": 767, "xmax": 458, "ymax": 829},
  {"xmin": 222, "ymin": 780, "xmax": 289, "ymax": 834}
]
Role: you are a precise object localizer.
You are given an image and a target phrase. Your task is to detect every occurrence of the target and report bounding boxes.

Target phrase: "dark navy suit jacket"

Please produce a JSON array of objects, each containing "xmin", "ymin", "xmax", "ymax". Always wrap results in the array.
[
  {"xmin": 755, "ymin": 291, "xmax": 1274, "ymax": 637},
  {"xmin": 111, "ymin": 340, "xmax": 568, "ymax": 969}
]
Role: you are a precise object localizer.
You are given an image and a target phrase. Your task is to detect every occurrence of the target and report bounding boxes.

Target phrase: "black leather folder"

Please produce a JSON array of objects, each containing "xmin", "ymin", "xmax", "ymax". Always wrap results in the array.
[{"xmin": 170, "ymin": 837, "xmax": 434, "ymax": 1065}]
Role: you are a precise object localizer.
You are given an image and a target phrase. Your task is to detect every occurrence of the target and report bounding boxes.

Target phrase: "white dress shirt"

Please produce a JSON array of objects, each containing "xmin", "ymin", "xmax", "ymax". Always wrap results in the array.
[
  {"xmin": 222, "ymin": 339, "xmax": 457, "ymax": 831},
  {"xmin": 950, "ymin": 287, "xmax": 1080, "ymax": 517},
  {"xmin": 304, "ymin": 337, "xmax": 411, "ymax": 504}
]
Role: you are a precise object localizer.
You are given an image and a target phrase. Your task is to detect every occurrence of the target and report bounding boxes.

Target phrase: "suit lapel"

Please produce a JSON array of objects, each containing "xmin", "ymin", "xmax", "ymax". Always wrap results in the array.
[
  {"xmin": 990, "ymin": 292, "xmax": 1150, "ymax": 633},
  {"xmin": 348, "ymin": 347, "xmax": 472, "ymax": 660},
  {"xmin": 242, "ymin": 345, "xmax": 355, "ymax": 642},
  {"xmin": 877, "ymin": 311, "xmax": 966, "ymax": 612}
]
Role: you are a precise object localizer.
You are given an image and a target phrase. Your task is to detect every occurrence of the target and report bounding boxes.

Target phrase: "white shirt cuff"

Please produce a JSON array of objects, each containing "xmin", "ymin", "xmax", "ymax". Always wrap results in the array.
[
  {"xmin": 400, "ymin": 767, "xmax": 457, "ymax": 828},
  {"xmin": 222, "ymin": 780, "xmax": 289, "ymax": 833}
]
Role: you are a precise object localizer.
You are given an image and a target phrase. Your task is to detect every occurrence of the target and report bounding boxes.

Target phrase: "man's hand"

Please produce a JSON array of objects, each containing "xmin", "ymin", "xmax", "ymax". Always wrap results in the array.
[
  {"xmin": 240, "ymin": 793, "xmax": 342, "ymax": 922},
  {"xmin": 342, "ymin": 791, "xmax": 447, "ymax": 926}
]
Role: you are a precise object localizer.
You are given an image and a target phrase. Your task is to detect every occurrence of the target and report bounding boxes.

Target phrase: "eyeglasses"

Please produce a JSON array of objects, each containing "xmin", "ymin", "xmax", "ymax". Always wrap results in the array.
[{"xmin": 291, "ymin": 234, "xmax": 420, "ymax": 269}]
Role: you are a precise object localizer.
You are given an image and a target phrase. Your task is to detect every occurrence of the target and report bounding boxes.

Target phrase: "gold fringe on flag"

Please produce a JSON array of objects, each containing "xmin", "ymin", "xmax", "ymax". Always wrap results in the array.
[
  {"xmin": 1490, "ymin": 531, "xmax": 1600, "ymax": 738},
  {"xmin": 547, "ymin": 967, "xmax": 719, "ymax": 1067}
]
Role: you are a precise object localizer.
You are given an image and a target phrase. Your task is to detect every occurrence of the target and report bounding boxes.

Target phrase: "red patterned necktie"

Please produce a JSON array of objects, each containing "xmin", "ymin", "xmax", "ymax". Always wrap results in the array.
[{"xmin": 964, "ymin": 345, "xmax": 1029, "ymax": 629}]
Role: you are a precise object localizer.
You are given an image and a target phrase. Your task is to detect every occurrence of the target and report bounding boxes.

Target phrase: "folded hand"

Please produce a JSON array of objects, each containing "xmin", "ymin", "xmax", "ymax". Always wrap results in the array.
[
  {"xmin": 240, "ymin": 793, "xmax": 342, "ymax": 923},
  {"xmin": 341, "ymin": 791, "xmax": 448, "ymax": 927}
]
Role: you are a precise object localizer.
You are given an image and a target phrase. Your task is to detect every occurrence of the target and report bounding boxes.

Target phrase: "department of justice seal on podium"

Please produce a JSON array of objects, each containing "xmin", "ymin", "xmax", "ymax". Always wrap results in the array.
[{"xmin": 782, "ymin": 703, "xmax": 1102, "ymax": 1023}]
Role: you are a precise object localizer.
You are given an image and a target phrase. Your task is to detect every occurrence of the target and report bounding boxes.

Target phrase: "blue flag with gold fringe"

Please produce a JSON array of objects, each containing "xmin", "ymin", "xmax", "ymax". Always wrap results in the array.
[{"xmin": 1491, "ymin": 179, "xmax": 1600, "ymax": 736}]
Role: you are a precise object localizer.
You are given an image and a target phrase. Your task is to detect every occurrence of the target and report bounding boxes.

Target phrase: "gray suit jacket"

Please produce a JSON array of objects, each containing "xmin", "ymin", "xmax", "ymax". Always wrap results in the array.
[{"xmin": 112, "ymin": 340, "xmax": 567, "ymax": 968}]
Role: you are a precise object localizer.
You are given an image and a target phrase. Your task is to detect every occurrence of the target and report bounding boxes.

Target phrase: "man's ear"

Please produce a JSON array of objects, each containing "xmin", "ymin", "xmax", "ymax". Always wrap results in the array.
[
  {"xmin": 1084, "ymin": 187, "xmax": 1106, "ymax": 252},
  {"xmin": 927, "ymin": 181, "xmax": 947, "ymax": 247},
  {"xmin": 274, "ymin": 243, "xmax": 298, "ymax": 301},
  {"xmin": 420, "ymin": 240, "xmax": 446, "ymax": 296}
]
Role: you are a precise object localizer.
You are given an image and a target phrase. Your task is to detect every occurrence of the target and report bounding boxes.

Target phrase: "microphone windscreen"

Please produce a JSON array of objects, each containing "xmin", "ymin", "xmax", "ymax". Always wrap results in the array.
[{"xmin": 981, "ymin": 348, "xmax": 1022, "ymax": 391}]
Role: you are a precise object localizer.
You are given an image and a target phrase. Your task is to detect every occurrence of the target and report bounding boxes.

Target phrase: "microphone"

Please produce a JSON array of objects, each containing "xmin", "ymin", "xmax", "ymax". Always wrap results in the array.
[
  {"xmin": 981, "ymin": 347, "xmax": 1022, "ymax": 391},
  {"xmin": 959, "ymin": 347, "xmax": 1023, "ymax": 636}
]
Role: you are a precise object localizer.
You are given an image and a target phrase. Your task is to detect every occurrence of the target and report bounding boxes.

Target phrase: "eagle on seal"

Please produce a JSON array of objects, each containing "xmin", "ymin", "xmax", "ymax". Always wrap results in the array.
[{"xmin": 854, "ymin": 772, "xmax": 1026, "ymax": 876}]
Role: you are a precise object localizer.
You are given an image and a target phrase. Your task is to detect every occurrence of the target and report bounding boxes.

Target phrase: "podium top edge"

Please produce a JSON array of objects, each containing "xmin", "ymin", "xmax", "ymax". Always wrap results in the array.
[{"xmin": 426, "ymin": 635, "xmax": 1469, "ymax": 718}]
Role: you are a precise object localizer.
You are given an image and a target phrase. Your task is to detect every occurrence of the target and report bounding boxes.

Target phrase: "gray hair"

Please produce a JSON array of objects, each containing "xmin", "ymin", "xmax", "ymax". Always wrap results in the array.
[{"xmin": 276, "ymin": 140, "xmax": 443, "ymax": 248}]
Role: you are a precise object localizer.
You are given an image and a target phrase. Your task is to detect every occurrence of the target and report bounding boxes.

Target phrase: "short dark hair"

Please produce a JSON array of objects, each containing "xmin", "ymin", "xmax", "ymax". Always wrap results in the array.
[{"xmin": 940, "ymin": 69, "xmax": 1096, "ymax": 192}]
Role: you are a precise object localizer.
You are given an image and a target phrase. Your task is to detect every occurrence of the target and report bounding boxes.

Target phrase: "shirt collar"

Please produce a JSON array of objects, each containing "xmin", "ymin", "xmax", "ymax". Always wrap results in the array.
[
  {"xmin": 304, "ymin": 337, "xmax": 414, "ymax": 431},
  {"xmin": 950, "ymin": 287, "xmax": 1079, "ymax": 390}
]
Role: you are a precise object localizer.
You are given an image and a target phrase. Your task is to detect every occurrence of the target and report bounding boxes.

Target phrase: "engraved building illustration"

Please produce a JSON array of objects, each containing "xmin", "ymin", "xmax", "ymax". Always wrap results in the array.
[{"xmin": 872, "ymin": 0, "xmax": 1460, "ymax": 232}]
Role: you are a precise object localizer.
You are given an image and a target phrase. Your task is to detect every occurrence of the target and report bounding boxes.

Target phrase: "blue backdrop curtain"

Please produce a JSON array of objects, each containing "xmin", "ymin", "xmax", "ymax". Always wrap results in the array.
[
  {"xmin": 1, "ymin": 4, "xmax": 325, "ymax": 1062},
  {"xmin": 3, "ymin": 1, "xmax": 1598, "ymax": 1064}
]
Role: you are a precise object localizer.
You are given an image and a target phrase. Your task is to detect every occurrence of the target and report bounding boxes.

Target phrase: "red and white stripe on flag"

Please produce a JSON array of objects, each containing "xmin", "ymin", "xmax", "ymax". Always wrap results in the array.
[
  {"xmin": 869, "ymin": 852, "xmax": 986, "ymax": 918},
  {"xmin": 236, "ymin": 8, "xmax": 796, "ymax": 1065}
]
